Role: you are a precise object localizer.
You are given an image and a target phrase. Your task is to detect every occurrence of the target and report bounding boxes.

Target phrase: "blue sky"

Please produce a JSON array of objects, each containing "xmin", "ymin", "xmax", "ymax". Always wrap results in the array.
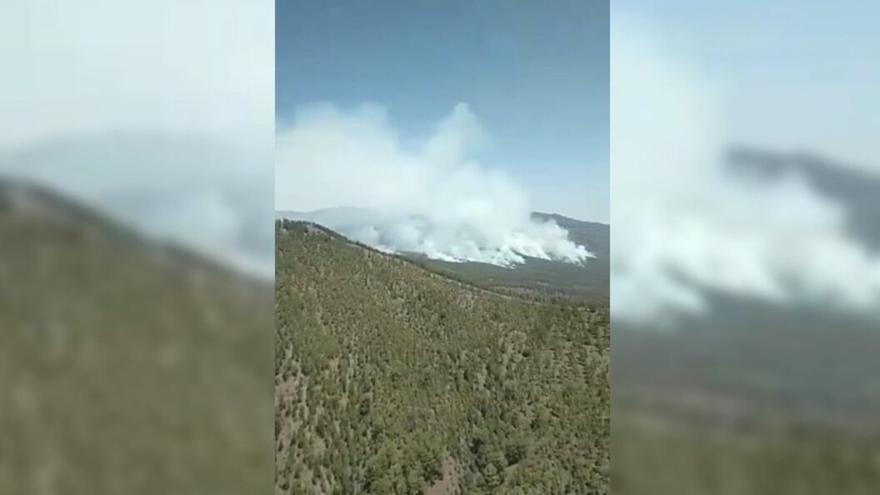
[{"xmin": 277, "ymin": 0, "xmax": 609, "ymax": 222}]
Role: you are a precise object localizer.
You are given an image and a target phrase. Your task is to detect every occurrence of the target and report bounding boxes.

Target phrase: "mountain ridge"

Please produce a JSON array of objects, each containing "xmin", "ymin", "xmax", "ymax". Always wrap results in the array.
[
  {"xmin": 276, "ymin": 207, "xmax": 610, "ymax": 302},
  {"xmin": 1, "ymin": 177, "xmax": 273, "ymax": 494}
]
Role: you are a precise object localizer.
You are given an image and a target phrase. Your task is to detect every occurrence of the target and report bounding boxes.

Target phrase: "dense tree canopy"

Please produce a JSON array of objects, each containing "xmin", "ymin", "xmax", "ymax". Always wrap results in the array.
[{"xmin": 275, "ymin": 221, "xmax": 610, "ymax": 494}]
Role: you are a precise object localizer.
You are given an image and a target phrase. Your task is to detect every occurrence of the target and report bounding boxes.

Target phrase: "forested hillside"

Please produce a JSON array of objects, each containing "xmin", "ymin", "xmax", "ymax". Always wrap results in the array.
[
  {"xmin": 277, "ymin": 209, "xmax": 610, "ymax": 303},
  {"xmin": 0, "ymin": 180, "xmax": 273, "ymax": 494},
  {"xmin": 275, "ymin": 220, "xmax": 610, "ymax": 494}
]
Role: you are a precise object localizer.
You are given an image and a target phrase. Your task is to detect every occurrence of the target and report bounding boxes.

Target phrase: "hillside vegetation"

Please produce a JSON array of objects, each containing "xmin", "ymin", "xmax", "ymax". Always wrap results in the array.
[
  {"xmin": 612, "ymin": 301, "xmax": 880, "ymax": 495},
  {"xmin": 276, "ymin": 209, "xmax": 610, "ymax": 303},
  {"xmin": 0, "ymin": 180, "xmax": 273, "ymax": 494},
  {"xmin": 613, "ymin": 415, "xmax": 880, "ymax": 495},
  {"xmin": 275, "ymin": 220, "xmax": 610, "ymax": 494},
  {"xmin": 418, "ymin": 213, "xmax": 608, "ymax": 303}
]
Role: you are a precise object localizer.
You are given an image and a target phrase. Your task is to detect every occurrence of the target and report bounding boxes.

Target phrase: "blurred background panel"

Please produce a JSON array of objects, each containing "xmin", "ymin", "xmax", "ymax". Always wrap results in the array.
[
  {"xmin": 0, "ymin": 1, "xmax": 274, "ymax": 493},
  {"xmin": 611, "ymin": 1, "xmax": 880, "ymax": 494}
]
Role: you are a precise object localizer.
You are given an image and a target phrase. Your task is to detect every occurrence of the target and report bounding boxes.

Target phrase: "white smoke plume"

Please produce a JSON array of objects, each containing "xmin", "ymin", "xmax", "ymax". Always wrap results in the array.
[
  {"xmin": 0, "ymin": 0, "xmax": 274, "ymax": 278},
  {"xmin": 275, "ymin": 103, "xmax": 593, "ymax": 266},
  {"xmin": 612, "ymin": 15, "xmax": 880, "ymax": 323}
]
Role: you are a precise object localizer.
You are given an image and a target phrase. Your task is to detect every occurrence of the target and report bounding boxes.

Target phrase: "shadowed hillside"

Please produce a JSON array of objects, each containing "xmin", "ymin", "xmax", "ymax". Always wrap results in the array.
[
  {"xmin": 275, "ymin": 220, "xmax": 610, "ymax": 494},
  {"xmin": 0, "ymin": 179, "xmax": 273, "ymax": 494},
  {"xmin": 276, "ymin": 209, "xmax": 610, "ymax": 303},
  {"xmin": 415, "ymin": 213, "xmax": 609, "ymax": 303}
]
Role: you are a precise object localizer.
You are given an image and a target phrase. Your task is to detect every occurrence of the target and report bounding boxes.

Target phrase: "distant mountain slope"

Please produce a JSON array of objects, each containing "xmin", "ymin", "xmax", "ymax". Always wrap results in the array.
[
  {"xmin": 533, "ymin": 212, "xmax": 610, "ymax": 260},
  {"xmin": 275, "ymin": 220, "xmax": 609, "ymax": 494},
  {"xmin": 420, "ymin": 213, "xmax": 611, "ymax": 304},
  {"xmin": 615, "ymin": 149, "xmax": 880, "ymax": 426},
  {"xmin": 613, "ymin": 150, "xmax": 880, "ymax": 494},
  {"xmin": 403, "ymin": 213, "xmax": 608, "ymax": 303},
  {"xmin": 276, "ymin": 208, "xmax": 610, "ymax": 302},
  {"xmin": 728, "ymin": 147, "xmax": 880, "ymax": 251},
  {"xmin": 0, "ymin": 179, "xmax": 272, "ymax": 494},
  {"xmin": 613, "ymin": 291, "xmax": 880, "ymax": 495}
]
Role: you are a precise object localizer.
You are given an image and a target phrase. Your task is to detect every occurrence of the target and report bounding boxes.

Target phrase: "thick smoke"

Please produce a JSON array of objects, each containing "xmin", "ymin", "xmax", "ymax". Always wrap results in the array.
[
  {"xmin": 0, "ymin": 134, "xmax": 274, "ymax": 277},
  {"xmin": 0, "ymin": 0, "xmax": 273, "ymax": 278},
  {"xmin": 276, "ymin": 103, "xmax": 593, "ymax": 266},
  {"xmin": 612, "ymin": 16, "xmax": 880, "ymax": 323}
]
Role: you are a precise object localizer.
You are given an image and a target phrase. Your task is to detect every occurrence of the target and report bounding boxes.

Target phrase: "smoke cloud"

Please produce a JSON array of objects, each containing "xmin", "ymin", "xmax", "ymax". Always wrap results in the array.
[
  {"xmin": 0, "ymin": 0, "xmax": 273, "ymax": 278},
  {"xmin": 611, "ymin": 15, "xmax": 880, "ymax": 323},
  {"xmin": 276, "ymin": 103, "xmax": 593, "ymax": 266}
]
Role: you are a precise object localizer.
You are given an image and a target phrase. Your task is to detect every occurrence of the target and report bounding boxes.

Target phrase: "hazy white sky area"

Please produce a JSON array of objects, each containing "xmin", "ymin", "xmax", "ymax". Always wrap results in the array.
[
  {"xmin": 0, "ymin": 0, "xmax": 274, "ymax": 277},
  {"xmin": 612, "ymin": 8, "xmax": 880, "ymax": 323},
  {"xmin": 616, "ymin": 2, "xmax": 880, "ymax": 172}
]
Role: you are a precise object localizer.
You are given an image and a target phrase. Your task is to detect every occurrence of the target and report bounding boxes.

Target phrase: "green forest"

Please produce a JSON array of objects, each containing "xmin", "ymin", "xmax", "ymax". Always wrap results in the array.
[
  {"xmin": 275, "ymin": 220, "xmax": 610, "ymax": 494},
  {"xmin": 613, "ymin": 416, "xmax": 880, "ymax": 495},
  {"xmin": 1, "ymin": 181, "xmax": 273, "ymax": 494}
]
